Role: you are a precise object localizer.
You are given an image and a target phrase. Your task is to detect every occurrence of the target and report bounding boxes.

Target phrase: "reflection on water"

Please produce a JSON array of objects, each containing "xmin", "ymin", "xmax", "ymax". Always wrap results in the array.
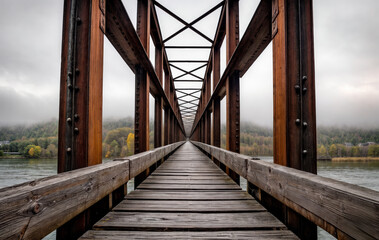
[
  {"xmin": 0, "ymin": 157, "xmax": 378, "ymax": 240},
  {"xmin": 0, "ymin": 158, "xmax": 57, "ymax": 188}
]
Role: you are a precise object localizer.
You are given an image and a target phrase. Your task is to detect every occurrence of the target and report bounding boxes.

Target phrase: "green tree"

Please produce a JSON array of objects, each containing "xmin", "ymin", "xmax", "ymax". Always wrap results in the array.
[
  {"xmin": 0, "ymin": 150, "xmax": 3, "ymax": 156},
  {"xmin": 318, "ymin": 145, "xmax": 327, "ymax": 157},
  {"xmin": 329, "ymin": 144, "xmax": 337, "ymax": 157}
]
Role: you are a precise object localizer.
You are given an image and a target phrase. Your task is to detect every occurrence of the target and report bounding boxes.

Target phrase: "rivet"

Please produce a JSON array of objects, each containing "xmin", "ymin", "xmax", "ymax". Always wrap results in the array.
[
  {"xmin": 68, "ymin": 84, "xmax": 73, "ymax": 90},
  {"xmin": 76, "ymin": 17, "xmax": 81, "ymax": 24},
  {"xmin": 303, "ymin": 150, "xmax": 307, "ymax": 155},
  {"xmin": 68, "ymin": 72, "xmax": 73, "ymax": 77},
  {"xmin": 295, "ymin": 119, "xmax": 301, "ymax": 125},
  {"xmin": 303, "ymin": 87, "xmax": 307, "ymax": 92},
  {"xmin": 74, "ymin": 114, "xmax": 79, "ymax": 120},
  {"xmin": 67, "ymin": 118, "xmax": 72, "ymax": 123},
  {"xmin": 303, "ymin": 122, "xmax": 308, "ymax": 127},
  {"xmin": 67, "ymin": 147, "xmax": 72, "ymax": 152},
  {"xmin": 294, "ymin": 85, "xmax": 300, "ymax": 92},
  {"xmin": 302, "ymin": 76, "xmax": 307, "ymax": 81},
  {"xmin": 75, "ymin": 68, "xmax": 80, "ymax": 75},
  {"xmin": 74, "ymin": 128, "xmax": 79, "ymax": 134}
]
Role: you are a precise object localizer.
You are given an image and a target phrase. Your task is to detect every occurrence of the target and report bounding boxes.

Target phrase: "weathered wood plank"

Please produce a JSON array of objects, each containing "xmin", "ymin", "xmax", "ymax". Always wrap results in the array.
[
  {"xmin": 126, "ymin": 190, "xmax": 253, "ymax": 200},
  {"xmin": 247, "ymin": 159, "xmax": 379, "ymax": 239},
  {"xmin": 137, "ymin": 183, "xmax": 241, "ymax": 190},
  {"xmin": 93, "ymin": 212, "xmax": 286, "ymax": 231},
  {"xmin": 0, "ymin": 160, "xmax": 129, "ymax": 240},
  {"xmin": 114, "ymin": 200, "xmax": 265, "ymax": 212},
  {"xmin": 80, "ymin": 230, "xmax": 299, "ymax": 239},
  {"xmin": 142, "ymin": 178, "xmax": 235, "ymax": 185}
]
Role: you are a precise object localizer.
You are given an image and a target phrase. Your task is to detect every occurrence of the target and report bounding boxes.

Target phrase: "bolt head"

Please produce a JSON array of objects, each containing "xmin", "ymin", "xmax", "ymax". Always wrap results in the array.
[
  {"xmin": 302, "ymin": 76, "xmax": 307, "ymax": 81},
  {"xmin": 67, "ymin": 147, "xmax": 72, "ymax": 152}
]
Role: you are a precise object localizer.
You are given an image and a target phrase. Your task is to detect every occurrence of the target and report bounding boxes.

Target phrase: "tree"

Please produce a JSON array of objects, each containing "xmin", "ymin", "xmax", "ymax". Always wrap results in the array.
[
  {"xmin": 0, "ymin": 150, "xmax": 3, "ymax": 156},
  {"xmin": 24, "ymin": 145, "xmax": 41, "ymax": 158},
  {"xmin": 329, "ymin": 144, "xmax": 338, "ymax": 157},
  {"xmin": 46, "ymin": 144, "xmax": 58, "ymax": 157},
  {"xmin": 318, "ymin": 145, "xmax": 327, "ymax": 157},
  {"xmin": 126, "ymin": 133, "xmax": 134, "ymax": 156}
]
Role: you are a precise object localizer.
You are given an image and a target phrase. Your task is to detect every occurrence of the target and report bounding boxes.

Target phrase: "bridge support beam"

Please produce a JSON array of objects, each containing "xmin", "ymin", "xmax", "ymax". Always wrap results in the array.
[
  {"xmin": 134, "ymin": 0, "xmax": 151, "ymax": 188},
  {"xmin": 57, "ymin": 0, "xmax": 108, "ymax": 238},
  {"xmin": 272, "ymin": 0, "xmax": 317, "ymax": 238},
  {"xmin": 225, "ymin": 0, "xmax": 240, "ymax": 185}
]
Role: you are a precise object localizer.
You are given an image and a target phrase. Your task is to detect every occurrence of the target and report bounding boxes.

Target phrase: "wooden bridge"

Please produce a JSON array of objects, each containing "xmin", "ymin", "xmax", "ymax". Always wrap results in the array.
[{"xmin": 0, "ymin": 0, "xmax": 378, "ymax": 239}]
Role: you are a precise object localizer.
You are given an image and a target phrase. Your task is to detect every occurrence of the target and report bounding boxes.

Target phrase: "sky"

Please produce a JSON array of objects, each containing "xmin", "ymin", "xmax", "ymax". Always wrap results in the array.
[{"xmin": 0, "ymin": 0, "xmax": 378, "ymax": 130}]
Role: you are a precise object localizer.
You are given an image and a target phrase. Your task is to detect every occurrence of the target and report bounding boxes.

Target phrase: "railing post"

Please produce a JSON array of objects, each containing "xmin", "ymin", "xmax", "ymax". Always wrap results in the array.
[
  {"xmin": 134, "ymin": 0, "xmax": 151, "ymax": 188},
  {"xmin": 272, "ymin": 0, "xmax": 317, "ymax": 238},
  {"xmin": 57, "ymin": 0, "xmax": 106, "ymax": 238},
  {"xmin": 225, "ymin": 0, "xmax": 240, "ymax": 184}
]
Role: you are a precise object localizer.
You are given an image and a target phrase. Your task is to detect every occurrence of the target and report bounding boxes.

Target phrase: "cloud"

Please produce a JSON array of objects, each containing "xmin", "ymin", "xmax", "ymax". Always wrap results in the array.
[{"xmin": 0, "ymin": 0, "xmax": 378, "ymax": 129}]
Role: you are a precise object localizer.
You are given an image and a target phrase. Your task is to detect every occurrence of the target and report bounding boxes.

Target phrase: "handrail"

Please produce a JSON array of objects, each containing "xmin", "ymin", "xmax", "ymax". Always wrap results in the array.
[
  {"xmin": 0, "ymin": 141, "xmax": 184, "ymax": 239},
  {"xmin": 191, "ymin": 141, "xmax": 379, "ymax": 240}
]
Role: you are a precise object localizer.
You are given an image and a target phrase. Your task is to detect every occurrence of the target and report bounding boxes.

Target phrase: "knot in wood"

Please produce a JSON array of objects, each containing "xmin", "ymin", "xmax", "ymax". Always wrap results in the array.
[{"xmin": 31, "ymin": 202, "xmax": 41, "ymax": 214}]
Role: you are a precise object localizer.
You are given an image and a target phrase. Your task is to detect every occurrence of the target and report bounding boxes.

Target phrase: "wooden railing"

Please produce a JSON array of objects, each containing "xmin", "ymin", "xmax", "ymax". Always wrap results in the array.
[
  {"xmin": 0, "ymin": 142, "xmax": 184, "ymax": 239},
  {"xmin": 192, "ymin": 141, "xmax": 379, "ymax": 240}
]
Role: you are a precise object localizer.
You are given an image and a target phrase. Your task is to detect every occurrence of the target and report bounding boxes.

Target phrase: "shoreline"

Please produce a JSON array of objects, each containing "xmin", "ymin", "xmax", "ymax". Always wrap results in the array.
[{"xmin": 319, "ymin": 157, "xmax": 379, "ymax": 162}]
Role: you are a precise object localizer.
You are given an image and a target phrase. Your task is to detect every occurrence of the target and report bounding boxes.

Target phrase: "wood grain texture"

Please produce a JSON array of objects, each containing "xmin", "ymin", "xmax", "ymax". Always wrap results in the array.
[
  {"xmin": 0, "ymin": 160, "xmax": 129, "ymax": 240},
  {"xmin": 80, "ymin": 142, "xmax": 295, "ymax": 239},
  {"xmin": 81, "ymin": 230, "xmax": 298, "ymax": 239},
  {"xmin": 114, "ymin": 200, "xmax": 265, "ymax": 212},
  {"xmin": 93, "ymin": 211, "xmax": 286, "ymax": 231},
  {"xmin": 0, "ymin": 142, "xmax": 183, "ymax": 239},
  {"xmin": 247, "ymin": 159, "xmax": 379, "ymax": 239}
]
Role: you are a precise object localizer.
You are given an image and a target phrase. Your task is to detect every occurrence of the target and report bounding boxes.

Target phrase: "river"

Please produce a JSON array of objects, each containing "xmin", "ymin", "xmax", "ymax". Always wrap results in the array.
[{"xmin": 0, "ymin": 157, "xmax": 378, "ymax": 239}]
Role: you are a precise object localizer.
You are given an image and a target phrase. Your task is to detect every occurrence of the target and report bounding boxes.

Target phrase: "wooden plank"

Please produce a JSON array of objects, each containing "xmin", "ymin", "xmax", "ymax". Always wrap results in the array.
[
  {"xmin": 146, "ymin": 175, "xmax": 232, "ymax": 180},
  {"xmin": 137, "ymin": 183, "xmax": 241, "ymax": 190},
  {"xmin": 93, "ymin": 212, "xmax": 286, "ymax": 231},
  {"xmin": 247, "ymin": 159, "xmax": 379, "ymax": 240},
  {"xmin": 126, "ymin": 190, "xmax": 253, "ymax": 201},
  {"xmin": 0, "ymin": 160, "xmax": 129, "ymax": 240},
  {"xmin": 192, "ymin": 141, "xmax": 248, "ymax": 177},
  {"xmin": 114, "ymin": 200, "xmax": 265, "ymax": 212},
  {"xmin": 142, "ymin": 179, "xmax": 235, "ymax": 185},
  {"xmin": 81, "ymin": 230, "xmax": 299, "ymax": 239}
]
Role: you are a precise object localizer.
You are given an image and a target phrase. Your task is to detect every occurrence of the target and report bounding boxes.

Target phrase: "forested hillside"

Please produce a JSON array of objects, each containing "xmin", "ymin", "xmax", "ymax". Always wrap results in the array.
[{"xmin": 1, "ymin": 119, "xmax": 378, "ymax": 158}]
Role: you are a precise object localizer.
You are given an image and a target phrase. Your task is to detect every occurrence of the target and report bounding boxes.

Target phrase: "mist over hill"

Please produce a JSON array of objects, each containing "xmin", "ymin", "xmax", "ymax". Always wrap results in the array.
[{"xmin": 1, "ymin": 118, "xmax": 378, "ymax": 158}]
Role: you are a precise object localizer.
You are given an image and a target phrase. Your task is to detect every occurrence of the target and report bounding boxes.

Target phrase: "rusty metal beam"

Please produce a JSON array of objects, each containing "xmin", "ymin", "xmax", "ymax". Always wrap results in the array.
[
  {"xmin": 58, "ymin": 0, "xmax": 105, "ymax": 238},
  {"xmin": 105, "ymin": 0, "xmax": 185, "ymax": 134},
  {"xmin": 272, "ymin": 0, "xmax": 317, "ymax": 238},
  {"xmin": 190, "ymin": 0, "xmax": 271, "ymax": 136}
]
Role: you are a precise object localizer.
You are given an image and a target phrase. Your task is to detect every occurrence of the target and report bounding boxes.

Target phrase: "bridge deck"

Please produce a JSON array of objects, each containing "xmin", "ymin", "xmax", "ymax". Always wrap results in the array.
[{"xmin": 80, "ymin": 142, "xmax": 298, "ymax": 239}]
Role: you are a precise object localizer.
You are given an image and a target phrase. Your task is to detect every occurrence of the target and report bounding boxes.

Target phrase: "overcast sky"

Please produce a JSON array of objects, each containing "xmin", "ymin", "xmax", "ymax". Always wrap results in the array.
[{"xmin": 0, "ymin": 0, "xmax": 378, "ymax": 129}]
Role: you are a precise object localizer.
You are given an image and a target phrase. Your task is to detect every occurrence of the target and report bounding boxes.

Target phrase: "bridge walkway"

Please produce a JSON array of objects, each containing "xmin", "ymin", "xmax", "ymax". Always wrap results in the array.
[{"xmin": 80, "ymin": 142, "xmax": 298, "ymax": 239}]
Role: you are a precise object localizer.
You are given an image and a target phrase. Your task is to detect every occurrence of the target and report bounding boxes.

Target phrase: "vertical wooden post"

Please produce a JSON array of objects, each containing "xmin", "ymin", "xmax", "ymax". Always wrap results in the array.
[
  {"xmin": 272, "ymin": 0, "xmax": 317, "ymax": 238},
  {"xmin": 57, "ymin": 0, "xmax": 105, "ymax": 238},
  {"xmin": 225, "ymin": 0, "xmax": 240, "ymax": 184},
  {"xmin": 134, "ymin": 0, "xmax": 150, "ymax": 188}
]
